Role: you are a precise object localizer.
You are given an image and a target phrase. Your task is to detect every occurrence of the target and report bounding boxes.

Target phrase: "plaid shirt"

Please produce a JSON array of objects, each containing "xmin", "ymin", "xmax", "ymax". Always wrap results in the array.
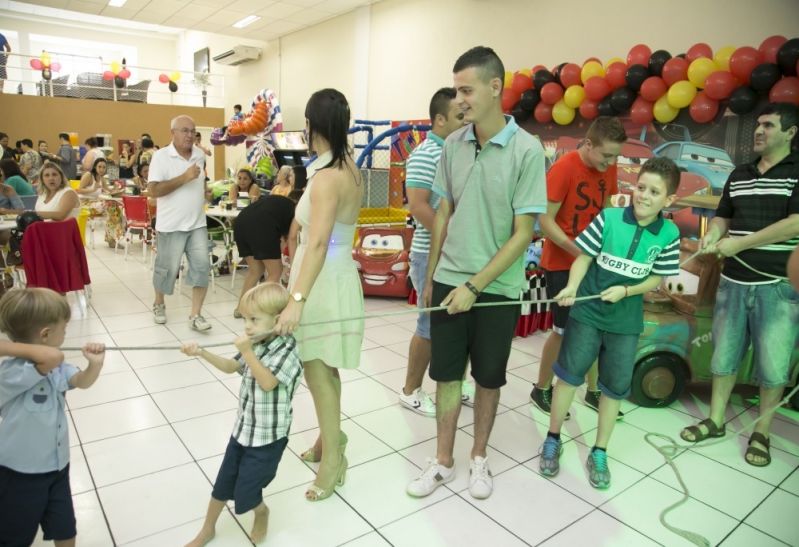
[{"xmin": 232, "ymin": 334, "xmax": 303, "ymax": 447}]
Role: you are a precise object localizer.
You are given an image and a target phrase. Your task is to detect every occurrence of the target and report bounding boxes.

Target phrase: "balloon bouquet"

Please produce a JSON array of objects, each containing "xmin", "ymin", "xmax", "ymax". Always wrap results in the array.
[{"xmin": 504, "ymin": 35, "xmax": 799, "ymax": 126}]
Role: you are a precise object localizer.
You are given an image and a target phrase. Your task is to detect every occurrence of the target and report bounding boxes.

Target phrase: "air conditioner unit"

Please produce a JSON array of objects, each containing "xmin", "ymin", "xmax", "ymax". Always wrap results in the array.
[{"xmin": 212, "ymin": 45, "xmax": 262, "ymax": 66}]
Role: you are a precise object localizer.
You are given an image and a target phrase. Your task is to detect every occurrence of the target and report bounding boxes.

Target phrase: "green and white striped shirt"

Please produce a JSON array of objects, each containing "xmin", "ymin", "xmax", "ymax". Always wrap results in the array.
[{"xmin": 407, "ymin": 132, "xmax": 444, "ymax": 255}]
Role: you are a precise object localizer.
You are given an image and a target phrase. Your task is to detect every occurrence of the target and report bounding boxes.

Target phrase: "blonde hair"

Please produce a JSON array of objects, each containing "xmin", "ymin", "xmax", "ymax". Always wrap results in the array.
[
  {"xmin": 239, "ymin": 282, "xmax": 289, "ymax": 316},
  {"xmin": 38, "ymin": 161, "xmax": 69, "ymax": 198},
  {"xmin": 0, "ymin": 288, "xmax": 71, "ymax": 342}
]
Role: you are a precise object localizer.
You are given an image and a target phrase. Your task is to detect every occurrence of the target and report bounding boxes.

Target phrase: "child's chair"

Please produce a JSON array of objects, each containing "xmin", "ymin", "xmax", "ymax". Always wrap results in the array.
[{"xmin": 119, "ymin": 195, "xmax": 154, "ymax": 261}]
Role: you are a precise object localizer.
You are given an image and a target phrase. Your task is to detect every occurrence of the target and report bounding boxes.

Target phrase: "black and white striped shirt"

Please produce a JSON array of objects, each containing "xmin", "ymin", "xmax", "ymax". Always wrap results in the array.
[{"xmin": 716, "ymin": 153, "xmax": 799, "ymax": 283}]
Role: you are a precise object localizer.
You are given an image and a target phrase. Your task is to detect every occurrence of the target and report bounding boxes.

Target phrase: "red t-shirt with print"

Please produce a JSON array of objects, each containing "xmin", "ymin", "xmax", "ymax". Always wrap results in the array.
[{"xmin": 541, "ymin": 150, "xmax": 618, "ymax": 271}]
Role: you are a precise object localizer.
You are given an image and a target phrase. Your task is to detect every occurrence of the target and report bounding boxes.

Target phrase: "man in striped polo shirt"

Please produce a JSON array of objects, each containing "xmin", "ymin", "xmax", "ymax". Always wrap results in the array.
[
  {"xmin": 399, "ymin": 87, "xmax": 465, "ymax": 416},
  {"xmin": 682, "ymin": 104, "xmax": 799, "ymax": 467}
]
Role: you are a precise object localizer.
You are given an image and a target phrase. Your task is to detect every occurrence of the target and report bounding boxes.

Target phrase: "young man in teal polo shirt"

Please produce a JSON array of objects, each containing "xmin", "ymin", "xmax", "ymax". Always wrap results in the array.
[
  {"xmin": 407, "ymin": 46, "xmax": 546, "ymax": 500},
  {"xmin": 539, "ymin": 157, "xmax": 681, "ymax": 489}
]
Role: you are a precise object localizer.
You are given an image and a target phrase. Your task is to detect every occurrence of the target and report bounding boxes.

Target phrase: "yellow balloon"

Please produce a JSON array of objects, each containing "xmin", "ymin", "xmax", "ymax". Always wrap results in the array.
[
  {"xmin": 687, "ymin": 58, "xmax": 716, "ymax": 89},
  {"xmin": 170, "ymin": 71, "xmax": 182, "ymax": 82},
  {"xmin": 504, "ymin": 71, "xmax": 513, "ymax": 88},
  {"xmin": 563, "ymin": 85, "xmax": 586, "ymax": 109},
  {"xmin": 552, "ymin": 99, "xmax": 576, "ymax": 125},
  {"xmin": 667, "ymin": 80, "xmax": 697, "ymax": 109},
  {"xmin": 654, "ymin": 95, "xmax": 679, "ymax": 123},
  {"xmin": 713, "ymin": 45, "xmax": 736, "ymax": 72},
  {"xmin": 518, "ymin": 68, "xmax": 532, "ymax": 77},
  {"xmin": 41, "ymin": 51, "xmax": 51, "ymax": 65},
  {"xmin": 605, "ymin": 57, "xmax": 625, "ymax": 69},
  {"xmin": 110, "ymin": 61, "xmax": 121, "ymax": 73},
  {"xmin": 581, "ymin": 61, "xmax": 605, "ymax": 84}
]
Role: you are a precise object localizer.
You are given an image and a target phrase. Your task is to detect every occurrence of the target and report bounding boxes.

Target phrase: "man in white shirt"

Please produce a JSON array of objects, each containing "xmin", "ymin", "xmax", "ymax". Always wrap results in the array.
[{"xmin": 147, "ymin": 115, "xmax": 212, "ymax": 331}]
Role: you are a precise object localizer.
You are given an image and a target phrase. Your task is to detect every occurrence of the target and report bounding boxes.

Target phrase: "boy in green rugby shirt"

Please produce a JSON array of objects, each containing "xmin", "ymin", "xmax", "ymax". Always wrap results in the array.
[{"xmin": 539, "ymin": 157, "xmax": 681, "ymax": 489}]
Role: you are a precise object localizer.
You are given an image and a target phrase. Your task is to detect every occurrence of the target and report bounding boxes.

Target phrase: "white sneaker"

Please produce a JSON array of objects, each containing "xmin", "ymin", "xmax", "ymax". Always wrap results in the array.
[
  {"xmin": 461, "ymin": 379, "xmax": 476, "ymax": 407},
  {"xmin": 406, "ymin": 458, "xmax": 455, "ymax": 497},
  {"xmin": 468, "ymin": 456, "xmax": 493, "ymax": 499},
  {"xmin": 153, "ymin": 303, "xmax": 166, "ymax": 324},
  {"xmin": 399, "ymin": 387, "xmax": 436, "ymax": 417},
  {"xmin": 189, "ymin": 314, "xmax": 212, "ymax": 332}
]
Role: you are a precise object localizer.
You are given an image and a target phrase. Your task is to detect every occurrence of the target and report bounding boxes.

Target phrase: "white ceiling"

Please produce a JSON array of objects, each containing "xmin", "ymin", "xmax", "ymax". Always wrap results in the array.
[{"xmin": 7, "ymin": 0, "xmax": 377, "ymax": 41}]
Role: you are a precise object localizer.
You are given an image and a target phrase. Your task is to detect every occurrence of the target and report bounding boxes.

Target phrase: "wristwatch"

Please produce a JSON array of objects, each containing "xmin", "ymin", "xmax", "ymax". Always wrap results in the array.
[{"xmin": 292, "ymin": 292, "xmax": 306, "ymax": 303}]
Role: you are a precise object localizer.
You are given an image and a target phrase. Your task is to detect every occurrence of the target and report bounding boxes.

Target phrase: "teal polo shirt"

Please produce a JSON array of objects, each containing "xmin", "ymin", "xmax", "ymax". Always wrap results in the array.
[
  {"xmin": 431, "ymin": 116, "xmax": 547, "ymax": 298},
  {"xmin": 571, "ymin": 207, "xmax": 680, "ymax": 335}
]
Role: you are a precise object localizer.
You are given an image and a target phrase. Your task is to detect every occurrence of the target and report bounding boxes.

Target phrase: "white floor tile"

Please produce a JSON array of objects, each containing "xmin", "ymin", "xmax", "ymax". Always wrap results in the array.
[
  {"xmin": 363, "ymin": 324, "xmax": 413, "ymax": 346},
  {"xmin": 135, "ymin": 358, "xmax": 217, "ymax": 393},
  {"xmin": 111, "ymin": 325, "xmax": 179, "ymax": 348},
  {"xmin": 352, "ymin": 405, "xmax": 437, "ymax": 451},
  {"xmin": 289, "ymin": 421, "xmax": 394, "ymax": 468},
  {"xmin": 71, "ymin": 395, "xmax": 167, "ymax": 443},
  {"xmin": 720, "ymin": 523, "xmax": 792, "ymax": 547},
  {"xmin": 540, "ymin": 509, "xmax": 660, "ymax": 546},
  {"xmin": 780, "ymin": 466, "xmax": 799, "ymax": 496},
  {"xmin": 358, "ymin": 346, "xmax": 410, "ymax": 375},
  {"xmin": 464, "ymin": 408, "xmax": 554, "ymax": 463},
  {"xmin": 339, "ymin": 377, "xmax": 401, "ymax": 417},
  {"xmin": 151, "ymin": 382, "xmax": 238, "ymax": 422},
  {"xmin": 123, "ymin": 511, "xmax": 251, "ymax": 546},
  {"xmin": 69, "ymin": 446, "xmax": 95, "ymax": 495},
  {"xmin": 744, "ymin": 488, "xmax": 799, "ymax": 546},
  {"xmin": 172, "ymin": 409, "xmax": 238, "ymax": 460},
  {"xmin": 66, "ymin": 369, "xmax": 147, "ymax": 409},
  {"xmin": 341, "ymin": 532, "xmax": 393, "ymax": 547}
]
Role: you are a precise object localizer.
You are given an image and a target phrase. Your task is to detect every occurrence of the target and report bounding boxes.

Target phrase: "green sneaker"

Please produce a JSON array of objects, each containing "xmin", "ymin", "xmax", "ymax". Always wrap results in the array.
[{"xmin": 587, "ymin": 448, "xmax": 611, "ymax": 489}]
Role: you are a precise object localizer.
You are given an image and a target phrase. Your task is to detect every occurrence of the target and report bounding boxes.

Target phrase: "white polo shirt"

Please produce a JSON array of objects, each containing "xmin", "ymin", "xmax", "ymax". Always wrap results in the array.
[{"xmin": 149, "ymin": 143, "xmax": 207, "ymax": 232}]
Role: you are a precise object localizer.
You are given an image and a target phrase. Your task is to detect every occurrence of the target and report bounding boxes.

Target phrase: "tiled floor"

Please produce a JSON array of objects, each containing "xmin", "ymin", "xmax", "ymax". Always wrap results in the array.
[{"xmin": 15, "ymin": 243, "xmax": 799, "ymax": 546}]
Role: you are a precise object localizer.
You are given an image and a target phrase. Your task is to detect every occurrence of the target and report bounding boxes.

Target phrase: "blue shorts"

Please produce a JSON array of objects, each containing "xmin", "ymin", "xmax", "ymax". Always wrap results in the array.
[
  {"xmin": 409, "ymin": 251, "xmax": 430, "ymax": 339},
  {"xmin": 212, "ymin": 436, "xmax": 288, "ymax": 514},
  {"xmin": 710, "ymin": 278, "xmax": 799, "ymax": 388},
  {"xmin": 153, "ymin": 227, "xmax": 210, "ymax": 294},
  {"xmin": 0, "ymin": 464, "xmax": 76, "ymax": 545},
  {"xmin": 553, "ymin": 317, "xmax": 639, "ymax": 399}
]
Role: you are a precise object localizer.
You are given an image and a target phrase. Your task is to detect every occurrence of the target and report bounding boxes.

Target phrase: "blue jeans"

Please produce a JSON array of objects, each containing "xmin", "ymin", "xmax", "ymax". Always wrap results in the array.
[
  {"xmin": 152, "ymin": 227, "xmax": 210, "ymax": 294},
  {"xmin": 553, "ymin": 317, "xmax": 639, "ymax": 399},
  {"xmin": 710, "ymin": 278, "xmax": 799, "ymax": 388},
  {"xmin": 409, "ymin": 251, "xmax": 430, "ymax": 339}
]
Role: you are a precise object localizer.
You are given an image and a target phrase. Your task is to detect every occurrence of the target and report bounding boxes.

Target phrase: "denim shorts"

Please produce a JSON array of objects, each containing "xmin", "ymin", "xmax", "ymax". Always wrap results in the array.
[
  {"xmin": 153, "ymin": 227, "xmax": 210, "ymax": 294},
  {"xmin": 409, "ymin": 251, "xmax": 430, "ymax": 339},
  {"xmin": 212, "ymin": 436, "xmax": 288, "ymax": 514},
  {"xmin": 710, "ymin": 278, "xmax": 799, "ymax": 388},
  {"xmin": 553, "ymin": 317, "xmax": 639, "ymax": 399}
]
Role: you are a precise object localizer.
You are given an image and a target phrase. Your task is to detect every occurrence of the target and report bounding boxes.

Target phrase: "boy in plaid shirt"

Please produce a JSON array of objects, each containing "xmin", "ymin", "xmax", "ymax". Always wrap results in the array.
[{"xmin": 182, "ymin": 283, "xmax": 302, "ymax": 545}]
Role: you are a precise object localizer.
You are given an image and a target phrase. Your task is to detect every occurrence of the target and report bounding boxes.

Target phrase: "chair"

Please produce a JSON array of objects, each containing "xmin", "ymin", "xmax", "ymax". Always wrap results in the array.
[
  {"xmin": 119, "ymin": 195, "xmax": 153, "ymax": 261},
  {"xmin": 19, "ymin": 195, "xmax": 38, "ymax": 210},
  {"xmin": 21, "ymin": 218, "xmax": 91, "ymax": 314}
]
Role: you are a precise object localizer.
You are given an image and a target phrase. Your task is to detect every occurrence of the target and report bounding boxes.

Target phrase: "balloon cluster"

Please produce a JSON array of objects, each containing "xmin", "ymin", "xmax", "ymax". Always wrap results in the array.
[
  {"xmin": 159, "ymin": 72, "xmax": 182, "ymax": 93},
  {"xmin": 506, "ymin": 36, "xmax": 799, "ymax": 126},
  {"xmin": 228, "ymin": 100, "xmax": 269, "ymax": 136},
  {"xmin": 103, "ymin": 59, "xmax": 132, "ymax": 89},
  {"xmin": 29, "ymin": 51, "xmax": 60, "ymax": 81}
]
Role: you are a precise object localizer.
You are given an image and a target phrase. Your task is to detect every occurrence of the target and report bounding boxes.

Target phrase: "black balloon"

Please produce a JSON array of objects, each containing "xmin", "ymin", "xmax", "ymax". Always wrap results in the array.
[
  {"xmin": 518, "ymin": 88, "xmax": 540, "ymax": 112},
  {"xmin": 728, "ymin": 86, "xmax": 758, "ymax": 115},
  {"xmin": 750, "ymin": 63, "xmax": 781, "ymax": 92},
  {"xmin": 777, "ymin": 37, "xmax": 799, "ymax": 76},
  {"xmin": 598, "ymin": 96, "xmax": 618, "ymax": 117},
  {"xmin": 610, "ymin": 87, "xmax": 636, "ymax": 113},
  {"xmin": 114, "ymin": 75, "xmax": 125, "ymax": 88},
  {"xmin": 42, "ymin": 68, "xmax": 52, "ymax": 81},
  {"xmin": 168, "ymin": 81, "xmax": 178, "ymax": 93},
  {"xmin": 676, "ymin": 53, "xmax": 687, "ymax": 59},
  {"xmin": 533, "ymin": 69, "xmax": 556, "ymax": 90},
  {"xmin": 511, "ymin": 105, "xmax": 530, "ymax": 123},
  {"xmin": 552, "ymin": 62, "xmax": 568, "ymax": 85},
  {"xmin": 625, "ymin": 64, "xmax": 650, "ymax": 91},
  {"xmin": 648, "ymin": 50, "xmax": 672, "ymax": 77}
]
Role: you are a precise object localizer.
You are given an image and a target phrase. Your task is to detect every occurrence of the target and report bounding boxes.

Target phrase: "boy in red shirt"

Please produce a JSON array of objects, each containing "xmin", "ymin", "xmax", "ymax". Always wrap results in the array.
[{"xmin": 530, "ymin": 117, "xmax": 627, "ymax": 417}]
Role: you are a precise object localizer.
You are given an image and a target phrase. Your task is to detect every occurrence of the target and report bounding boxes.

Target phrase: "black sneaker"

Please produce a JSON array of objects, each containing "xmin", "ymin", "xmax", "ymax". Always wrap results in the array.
[
  {"xmin": 584, "ymin": 390, "xmax": 624, "ymax": 420},
  {"xmin": 530, "ymin": 384, "xmax": 570, "ymax": 420}
]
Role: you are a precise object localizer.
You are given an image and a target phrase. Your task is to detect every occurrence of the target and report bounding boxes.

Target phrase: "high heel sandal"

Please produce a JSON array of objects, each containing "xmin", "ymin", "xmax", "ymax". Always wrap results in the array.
[
  {"xmin": 306, "ymin": 454, "xmax": 347, "ymax": 501},
  {"xmin": 300, "ymin": 431, "xmax": 348, "ymax": 463}
]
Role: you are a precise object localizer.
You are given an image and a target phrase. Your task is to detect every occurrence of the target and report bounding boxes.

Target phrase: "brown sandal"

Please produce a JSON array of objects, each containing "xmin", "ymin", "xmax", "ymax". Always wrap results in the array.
[
  {"xmin": 745, "ymin": 432, "xmax": 771, "ymax": 467},
  {"xmin": 680, "ymin": 418, "xmax": 726, "ymax": 443}
]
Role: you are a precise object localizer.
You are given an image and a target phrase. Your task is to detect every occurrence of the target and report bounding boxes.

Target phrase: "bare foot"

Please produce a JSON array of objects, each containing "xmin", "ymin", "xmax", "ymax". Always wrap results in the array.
[
  {"xmin": 185, "ymin": 526, "xmax": 215, "ymax": 547},
  {"xmin": 250, "ymin": 505, "xmax": 269, "ymax": 543}
]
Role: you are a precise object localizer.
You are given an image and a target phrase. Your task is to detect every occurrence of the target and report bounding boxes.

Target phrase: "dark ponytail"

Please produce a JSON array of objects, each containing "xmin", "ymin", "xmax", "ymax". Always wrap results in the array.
[{"xmin": 304, "ymin": 88, "xmax": 351, "ymax": 170}]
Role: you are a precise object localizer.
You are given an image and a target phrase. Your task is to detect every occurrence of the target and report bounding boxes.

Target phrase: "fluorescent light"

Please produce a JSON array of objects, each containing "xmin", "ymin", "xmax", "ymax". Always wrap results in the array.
[
  {"xmin": 232, "ymin": 15, "xmax": 260, "ymax": 29},
  {"xmin": 108, "ymin": 0, "xmax": 127, "ymax": 7}
]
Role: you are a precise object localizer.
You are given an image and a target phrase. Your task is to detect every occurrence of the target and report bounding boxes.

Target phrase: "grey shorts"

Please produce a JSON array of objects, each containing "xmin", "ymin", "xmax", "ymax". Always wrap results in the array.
[{"xmin": 153, "ymin": 227, "xmax": 210, "ymax": 294}]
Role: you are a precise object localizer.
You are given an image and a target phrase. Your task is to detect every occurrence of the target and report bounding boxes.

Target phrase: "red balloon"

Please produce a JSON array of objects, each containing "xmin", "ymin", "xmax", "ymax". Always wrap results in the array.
[
  {"xmin": 686, "ymin": 43, "xmax": 713, "ymax": 64},
  {"xmin": 534, "ymin": 101, "xmax": 553, "ymax": 123},
  {"xmin": 501, "ymin": 88, "xmax": 521, "ymax": 112},
  {"xmin": 30, "ymin": 59, "xmax": 43, "ymax": 70},
  {"xmin": 584, "ymin": 76, "xmax": 611, "ymax": 101},
  {"xmin": 704, "ymin": 71, "xmax": 738, "ymax": 100},
  {"xmin": 158, "ymin": 73, "xmax": 170, "ymax": 84},
  {"xmin": 729, "ymin": 46, "xmax": 763, "ymax": 85},
  {"xmin": 689, "ymin": 91, "xmax": 719, "ymax": 123},
  {"xmin": 759, "ymin": 35, "xmax": 788, "ymax": 64},
  {"xmin": 769, "ymin": 77, "xmax": 799, "ymax": 105},
  {"xmin": 579, "ymin": 99, "xmax": 599, "ymax": 120},
  {"xmin": 103, "ymin": 71, "xmax": 114, "ymax": 81},
  {"xmin": 531, "ymin": 64, "xmax": 547, "ymax": 75},
  {"xmin": 627, "ymin": 44, "xmax": 652, "ymax": 67},
  {"xmin": 119, "ymin": 69, "xmax": 131, "ymax": 80},
  {"xmin": 630, "ymin": 97, "xmax": 654, "ymax": 125},
  {"xmin": 540, "ymin": 82, "xmax": 564, "ymax": 105},
  {"xmin": 662, "ymin": 57, "xmax": 689, "ymax": 86},
  {"xmin": 605, "ymin": 62, "xmax": 628, "ymax": 90},
  {"xmin": 640, "ymin": 76, "xmax": 668, "ymax": 102},
  {"xmin": 559, "ymin": 63, "xmax": 582, "ymax": 88},
  {"xmin": 511, "ymin": 72, "xmax": 533, "ymax": 94}
]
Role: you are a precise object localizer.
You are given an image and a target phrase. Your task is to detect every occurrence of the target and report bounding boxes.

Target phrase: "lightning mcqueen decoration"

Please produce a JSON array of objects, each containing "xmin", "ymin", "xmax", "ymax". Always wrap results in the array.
[{"xmin": 352, "ymin": 227, "xmax": 413, "ymax": 297}]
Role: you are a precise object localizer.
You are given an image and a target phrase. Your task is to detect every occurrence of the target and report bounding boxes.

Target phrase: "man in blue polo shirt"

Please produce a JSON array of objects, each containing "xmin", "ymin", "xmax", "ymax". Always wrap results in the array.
[{"xmin": 406, "ymin": 46, "xmax": 546, "ymax": 500}]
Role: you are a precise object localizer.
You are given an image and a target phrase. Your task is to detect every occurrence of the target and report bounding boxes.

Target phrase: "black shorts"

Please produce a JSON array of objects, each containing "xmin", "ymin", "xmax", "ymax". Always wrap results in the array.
[
  {"xmin": 0, "ymin": 464, "xmax": 76, "ymax": 545},
  {"xmin": 233, "ymin": 215, "xmax": 283, "ymax": 260},
  {"xmin": 212, "ymin": 436, "xmax": 288, "ymax": 514},
  {"xmin": 544, "ymin": 269, "xmax": 570, "ymax": 333},
  {"xmin": 429, "ymin": 281, "xmax": 520, "ymax": 389}
]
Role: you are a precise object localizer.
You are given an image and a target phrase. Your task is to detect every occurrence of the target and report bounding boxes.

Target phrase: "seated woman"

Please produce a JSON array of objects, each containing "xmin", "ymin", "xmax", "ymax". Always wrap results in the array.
[
  {"xmin": 0, "ymin": 159, "xmax": 35, "ymax": 196},
  {"xmin": 35, "ymin": 162, "xmax": 80, "ymax": 220},
  {"xmin": 270, "ymin": 165, "xmax": 294, "ymax": 197},
  {"xmin": 234, "ymin": 168, "xmax": 261, "ymax": 202},
  {"xmin": 133, "ymin": 162, "xmax": 149, "ymax": 193},
  {"xmin": 78, "ymin": 157, "xmax": 107, "ymax": 199}
]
